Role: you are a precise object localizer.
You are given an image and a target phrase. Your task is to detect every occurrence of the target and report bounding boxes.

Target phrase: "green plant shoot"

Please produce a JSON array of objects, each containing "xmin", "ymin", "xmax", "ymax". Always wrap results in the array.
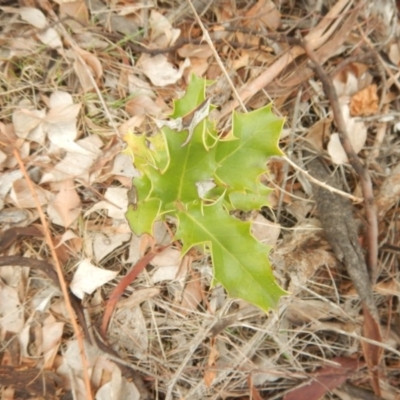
[{"xmin": 124, "ymin": 75, "xmax": 287, "ymax": 311}]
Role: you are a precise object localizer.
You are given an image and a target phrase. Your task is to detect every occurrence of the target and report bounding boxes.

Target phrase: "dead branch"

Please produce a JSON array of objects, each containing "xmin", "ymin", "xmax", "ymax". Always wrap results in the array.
[{"xmin": 302, "ymin": 42, "xmax": 379, "ymax": 284}]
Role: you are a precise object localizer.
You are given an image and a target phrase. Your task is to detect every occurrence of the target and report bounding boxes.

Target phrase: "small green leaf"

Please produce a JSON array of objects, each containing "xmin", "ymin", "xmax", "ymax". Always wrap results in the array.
[
  {"xmin": 215, "ymin": 105, "xmax": 284, "ymax": 192},
  {"xmin": 124, "ymin": 75, "xmax": 287, "ymax": 312},
  {"xmin": 176, "ymin": 200, "xmax": 287, "ymax": 310},
  {"xmin": 125, "ymin": 198, "xmax": 161, "ymax": 236},
  {"xmin": 170, "ymin": 74, "xmax": 210, "ymax": 118},
  {"xmin": 229, "ymin": 184, "xmax": 272, "ymax": 211}
]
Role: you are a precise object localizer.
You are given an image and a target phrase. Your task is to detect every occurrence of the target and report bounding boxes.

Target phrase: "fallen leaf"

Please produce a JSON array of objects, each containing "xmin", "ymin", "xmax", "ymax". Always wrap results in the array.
[
  {"xmin": 179, "ymin": 271, "xmax": 203, "ymax": 314},
  {"xmin": 12, "ymin": 106, "xmax": 45, "ymax": 141},
  {"xmin": 361, "ymin": 305, "xmax": 383, "ymax": 396},
  {"xmin": 10, "ymin": 178, "xmax": 50, "ymax": 208},
  {"xmin": 327, "ymin": 104, "xmax": 367, "ymax": 164},
  {"xmin": 204, "ymin": 339, "xmax": 219, "ymax": 387},
  {"xmin": 284, "ymin": 357, "xmax": 362, "ymax": 400},
  {"xmin": 70, "ymin": 259, "xmax": 119, "ymax": 299},
  {"xmin": 96, "ymin": 375, "xmax": 140, "ymax": 400},
  {"xmin": 285, "ymin": 299, "xmax": 343, "ymax": 325},
  {"xmin": 47, "ymin": 179, "xmax": 81, "ymax": 227},
  {"xmin": 0, "ymin": 283, "xmax": 24, "ymax": 333},
  {"xmin": 111, "ymin": 153, "xmax": 139, "ymax": 178},
  {"xmin": 139, "ymin": 54, "xmax": 190, "ymax": 86},
  {"xmin": 251, "ymin": 214, "xmax": 281, "ymax": 246},
  {"xmin": 59, "ymin": 0, "xmax": 89, "ymax": 29},
  {"xmin": 304, "ymin": 116, "xmax": 332, "ymax": 152},
  {"xmin": 350, "ymin": 84, "xmax": 379, "ymax": 116},
  {"xmin": 73, "ymin": 47, "xmax": 103, "ymax": 91},
  {"xmin": 93, "ymin": 232, "xmax": 131, "ymax": 262},
  {"xmin": 149, "ymin": 9, "xmax": 180, "ymax": 47},
  {"xmin": 84, "ymin": 187, "xmax": 128, "ymax": 220},
  {"xmin": 19, "ymin": 7, "xmax": 47, "ymax": 29},
  {"xmin": 374, "ymin": 279, "xmax": 400, "ymax": 296},
  {"xmin": 152, "ymin": 247, "xmax": 181, "ymax": 267},
  {"xmin": 178, "ymin": 44, "xmax": 213, "ymax": 59},
  {"xmin": 41, "ymin": 136, "xmax": 103, "ymax": 182},
  {"xmin": 151, "ymin": 265, "xmax": 179, "ymax": 283},
  {"xmin": 37, "ymin": 28, "xmax": 63, "ymax": 49},
  {"xmin": 125, "ymin": 94, "xmax": 162, "ymax": 116},
  {"xmin": 244, "ymin": 0, "xmax": 280, "ymax": 30},
  {"xmin": 41, "ymin": 315, "xmax": 64, "ymax": 369},
  {"xmin": 375, "ymin": 162, "xmax": 400, "ymax": 219}
]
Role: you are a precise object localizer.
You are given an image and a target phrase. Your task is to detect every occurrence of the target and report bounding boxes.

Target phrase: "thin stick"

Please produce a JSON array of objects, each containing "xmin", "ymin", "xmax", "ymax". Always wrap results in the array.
[
  {"xmin": 282, "ymin": 156, "xmax": 363, "ymax": 203},
  {"xmin": 302, "ymin": 42, "xmax": 378, "ymax": 281},
  {"xmin": 185, "ymin": 0, "xmax": 247, "ymax": 113},
  {"xmin": 13, "ymin": 150, "xmax": 93, "ymax": 400}
]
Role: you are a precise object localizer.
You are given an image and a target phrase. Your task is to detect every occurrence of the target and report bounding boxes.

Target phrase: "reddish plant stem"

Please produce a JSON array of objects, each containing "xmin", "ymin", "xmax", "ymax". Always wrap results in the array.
[
  {"xmin": 101, "ymin": 245, "xmax": 169, "ymax": 338},
  {"xmin": 303, "ymin": 41, "xmax": 378, "ymax": 283}
]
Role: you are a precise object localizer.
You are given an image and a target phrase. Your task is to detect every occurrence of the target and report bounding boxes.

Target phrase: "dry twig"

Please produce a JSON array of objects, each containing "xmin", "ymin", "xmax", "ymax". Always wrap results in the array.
[
  {"xmin": 13, "ymin": 150, "xmax": 93, "ymax": 400},
  {"xmin": 302, "ymin": 41, "xmax": 379, "ymax": 283}
]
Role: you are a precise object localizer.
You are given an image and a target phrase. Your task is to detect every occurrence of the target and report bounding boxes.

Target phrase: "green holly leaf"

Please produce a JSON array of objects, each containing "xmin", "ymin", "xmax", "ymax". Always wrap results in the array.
[
  {"xmin": 176, "ymin": 199, "xmax": 287, "ymax": 311},
  {"xmin": 170, "ymin": 74, "xmax": 211, "ymax": 118},
  {"xmin": 124, "ymin": 75, "xmax": 286, "ymax": 312},
  {"xmin": 228, "ymin": 183, "xmax": 272, "ymax": 211},
  {"xmin": 126, "ymin": 198, "xmax": 161, "ymax": 235},
  {"xmin": 215, "ymin": 105, "xmax": 284, "ymax": 192}
]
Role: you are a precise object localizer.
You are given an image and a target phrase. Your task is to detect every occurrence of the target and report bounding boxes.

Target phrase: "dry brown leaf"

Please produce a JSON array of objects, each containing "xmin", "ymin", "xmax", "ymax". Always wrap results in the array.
[
  {"xmin": 37, "ymin": 28, "xmax": 63, "ymax": 49},
  {"xmin": 41, "ymin": 315, "xmax": 64, "ymax": 369},
  {"xmin": 204, "ymin": 339, "xmax": 219, "ymax": 387},
  {"xmin": 350, "ymin": 84, "xmax": 379, "ymax": 116},
  {"xmin": 84, "ymin": 187, "xmax": 128, "ymax": 220},
  {"xmin": 388, "ymin": 42, "xmax": 400, "ymax": 66},
  {"xmin": 251, "ymin": 214, "xmax": 281, "ymax": 246},
  {"xmin": 327, "ymin": 104, "xmax": 367, "ymax": 165},
  {"xmin": 93, "ymin": 232, "xmax": 131, "ymax": 262},
  {"xmin": 152, "ymin": 247, "xmax": 181, "ymax": 267},
  {"xmin": 73, "ymin": 47, "xmax": 103, "ymax": 91},
  {"xmin": 0, "ymin": 283, "xmax": 24, "ymax": 333},
  {"xmin": 70, "ymin": 259, "xmax": 119, "ymax": 299},
  {"xmin": 374, "ymin": 279, "xmax": 400, "ymax": 296},
  {"xmin": 375, "ymin": 162, "xmax": 400, "ymax": 219},
  {"xmin": 244, "ymin": 0, "xmax": 280, "ymax": 30},
  {"xmin": 125, "ymin": 94, "xmax": 162, "ymax": 116},
  {"xmin": 116, "ymin": 288, "xmax": 160, "ymax": 309},
  {"xmin": 96, "ymin": 374, "xmax": 140, "ymax": 400},
  {"xmin": 59, "ymin": 0, "xmax": 89, "ymax": 29},
  {"xmin": 188, "ymin": 57, "xmax": 210, "ymax": 76},
  {"xmin": 284, "ymin": 357, "xmax": 363, "ymax": 400},
  {"xmin": 333, "ymin": 63, "xmax": 372, "ymax": 97},
  {"xmin": 149, "ymin": 9, "xmax": 180, "ymax": 47},
  {"xmin": 285, "ymin": 299, "xmax": 343, "ymax": 325},
  {"xmin": 178, "ymin": 44, "xmax": 213, "ymax": 59},
  {"xmin": 179, "ymin": 271, "xmax": 203, "ymax": 314},
  {"xmin": 19, "ymin": 7, "xmax": 47, "ymax": 28},
  {"xmin": 41, "ymin": 135, "xmax": 103, "ymax": 182},
  {"xmin": 12, "ymin": 107, "xmax": 45, "ymax": 141},
  {"xmin": 151, "ymin": 265, "xmax": 179, "ymax": 283},
  {"xmin": 361, "ymin": 305, "xmax": 383, "ymax": 396},
  {"xmin": 47, "ymin": 179, "xmax": 81, "ymax": 227},
  {"xmin": 10, "ymin": 178, "xmax": 50, "ymax": 208},
  {"xmin": 304, "ymin": 116, "xmax": 333, "ymax": 152},
  {"xmin": 139, "ymin": 54, "xmax": 190, "ymax": 86}
]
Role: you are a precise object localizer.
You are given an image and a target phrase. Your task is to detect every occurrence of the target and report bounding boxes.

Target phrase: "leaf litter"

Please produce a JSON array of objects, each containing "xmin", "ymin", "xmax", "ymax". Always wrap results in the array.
[{"xmin": 1, "ymin": 0, "xmax": 400, "ymax": 399}]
